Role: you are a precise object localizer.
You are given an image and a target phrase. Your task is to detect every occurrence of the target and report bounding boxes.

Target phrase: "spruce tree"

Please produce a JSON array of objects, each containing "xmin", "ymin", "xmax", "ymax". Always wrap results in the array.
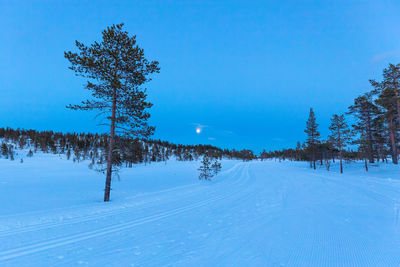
[
  {"xmin": 211, "ymin": 159, "xmax": 222, "ymax": 176},
  {"xmin": 65, "ymin": 23, "xmax": 160, "ymax": 201},
  {"xmin": 304, "ymin": 108, "xmax": 320, "ymax": 169},
  {"xmin": 198, "ymin": 156, "xmax": 213, "ymax": 180},
  {"xmin": 328, "ymin": 114, "xmax": 351, "ymax": 173}
]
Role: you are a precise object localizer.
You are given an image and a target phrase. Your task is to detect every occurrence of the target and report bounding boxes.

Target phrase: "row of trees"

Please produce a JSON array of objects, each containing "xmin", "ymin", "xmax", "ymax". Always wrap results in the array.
[
  {"xmin": 0, "ymin": 127, "xmax": 257, "ymax": 165},
  {"xmin": 304, "ymin": 109, "xmax": 353, "ymax": 173},
  {"xmin": 262, "ymin": 63, "xmax": 400, "ymax": 173}
]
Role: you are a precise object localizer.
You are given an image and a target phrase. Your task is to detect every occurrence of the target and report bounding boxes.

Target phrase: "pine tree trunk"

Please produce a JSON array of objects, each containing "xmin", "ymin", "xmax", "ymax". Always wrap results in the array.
[
  {"xmin": 388, "ymin": 119, "xmax": 398, "ymax": 165},
  {"xmin": 320, "ymin": 153, "xmax": 323, "ymax": 165},
  {"xmin": 312, "ymin": 145, "xmax": 316, "ymax": 170},
  {"xmin": 104, "ymin": 87, "xmax": 117, "ymax": 202},
  {"xmin": 365, "ymin": 115, "xmax": 374, "ymax": 163}
]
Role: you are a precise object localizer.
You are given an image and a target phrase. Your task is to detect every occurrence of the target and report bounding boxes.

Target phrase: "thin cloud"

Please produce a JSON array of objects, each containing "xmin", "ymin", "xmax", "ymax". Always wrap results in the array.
[
  {"xmin": 190, "ymin": 123, "xmax": 208, "ymax": 130},
  {"xmin": 371, "ymin": 48, "xmax": 400, "ymax": 63},
  {"xmin": 221, "ymin": 130, "xmax": 234, "ymax": 135},
  {"xmin": 190, "ymin": 123, "xmax": 234, "ymax": 138}
]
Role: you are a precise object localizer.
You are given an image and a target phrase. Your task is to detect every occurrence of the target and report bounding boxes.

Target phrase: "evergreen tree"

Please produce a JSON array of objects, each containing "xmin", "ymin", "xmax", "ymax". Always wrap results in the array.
[
  {"xmin": 198, "ymin": 156, "xmax": 213, "ymax": 180},
  {"xmin": 347, "ymin": 94, "xmax": 378, "ymax": 163},
  {"xmin": 18, "ymin": 137, "xmax": 26, "ymax": 149},
  {"xmin": 370, "ymin": 65, "xmax": 400, "ymax": 164},
  {"xmin": 65, "ymin": 23, "xmax": 160, "ymax": 202},
  {"xmin": 8, "ymin": 145, "xmax": 14, "ymax": 161},
  {"xmin": 260, "ymin": 149, "xmax": 268, "ymax": 161},
  {"xmin": 375, "ymin": 87, "xmax": 399, "ymax": 164},
  {"xmin": 304, "ymin": 108, "xmax": 320, "ymax": 169},
  {"xmin": 211, "ymin": 159, "xmax": 222, "ymax": 176},
  {"xmin": 1, "ymin": 143, "xmax": 8, "ymax": 158},
  {"xmin": 27, "ymin": 149, "xmax": 33, "ymax": 157},
  {"xmin": 371, "ymin": 115, "xmax": 387, "ymax": 162},
  {"xmin": 66, "ymin": 148, "xmax": 71, "ymax": 160},
  {"xmin": 328, "ymin": 114, "xmax": 352, "ymax": 173},
  {"xmin": 74, "ymin": 149, "xmax": 81, "ymax": 163},
  {"xmin": 376, "ymin": 63, "xmax": 400, "ymax": 125}
]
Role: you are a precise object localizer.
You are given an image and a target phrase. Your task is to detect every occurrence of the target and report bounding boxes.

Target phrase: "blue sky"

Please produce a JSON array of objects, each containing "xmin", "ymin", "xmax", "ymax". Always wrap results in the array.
[{"xmin": 1, "ymin": 0, "xmax": 400, "ymax": 152}]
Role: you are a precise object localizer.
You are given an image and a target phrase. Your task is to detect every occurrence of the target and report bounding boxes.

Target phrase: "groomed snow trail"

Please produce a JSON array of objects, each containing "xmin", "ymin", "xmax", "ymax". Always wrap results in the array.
[{"xmin": 1, "ymin": 157, "xmax": 400, "ymax": 266}]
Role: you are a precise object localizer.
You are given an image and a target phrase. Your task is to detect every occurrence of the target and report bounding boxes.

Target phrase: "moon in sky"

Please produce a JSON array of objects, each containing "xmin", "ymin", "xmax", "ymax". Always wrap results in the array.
[{"xmin": 196, "ymin": 128, "xmax": 201, "ymax": 134}]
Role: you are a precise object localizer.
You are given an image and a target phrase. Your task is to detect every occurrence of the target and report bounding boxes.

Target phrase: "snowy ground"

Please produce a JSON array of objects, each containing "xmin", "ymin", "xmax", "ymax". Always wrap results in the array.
[{"xmin": 1, "ymin": 154, "xmax": 400, "ymax": 266}]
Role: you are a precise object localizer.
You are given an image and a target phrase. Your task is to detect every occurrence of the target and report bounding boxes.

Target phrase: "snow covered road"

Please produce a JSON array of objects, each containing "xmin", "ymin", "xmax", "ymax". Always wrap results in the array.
[{"xmin": 1, "ymin": 157, "xmax": 400, "ymax": 266}]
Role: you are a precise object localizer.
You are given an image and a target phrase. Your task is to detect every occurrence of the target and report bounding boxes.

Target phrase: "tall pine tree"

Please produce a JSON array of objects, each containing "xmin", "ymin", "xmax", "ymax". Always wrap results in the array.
[
  {"xmin": 65, "ymin": 23, "xmax": 160, "ymax": 201},
  {"xmin": 347, "ymin": 93, "xmax": 377, "ymax": 163},
  {"xmin": 304, "ymin": 108, "xmax": 320, "ymax": 170},
  {"xmin": 328, "ymin": 114, "xmax": 351, "ymax": 173},
  {"xmin": 375, "ymin": 87, "xmax": 399, "ymax": 164},
  {"xmin": 371, "ymin": 64, "xmax": 400, "ymax": 165}
]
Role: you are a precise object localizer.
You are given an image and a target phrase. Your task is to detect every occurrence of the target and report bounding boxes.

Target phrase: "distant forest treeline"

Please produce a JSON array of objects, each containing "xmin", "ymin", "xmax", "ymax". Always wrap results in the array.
[
  {"xmin": 0, "ymin": 126, "xmax": 368, "ymax": 167},
  {"xmin": 0, "ymin": 128, "xmax": 257, "ymax": 165}
]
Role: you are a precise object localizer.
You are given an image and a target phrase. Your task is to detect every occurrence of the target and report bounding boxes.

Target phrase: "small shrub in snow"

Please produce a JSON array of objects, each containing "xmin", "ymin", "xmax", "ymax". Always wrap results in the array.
[
  {"xmin": 211, "ymin": 160, "xmax": 222, "ymax": 176},
  {"xmin": 199, "ymin": 156, "xmax": 222, "ymax": 180},
  {"xmin": 1, "ymin": 143, "xmax": 8, "ymax": 158},
  {"xmin": 198, "ymin": 156, "xmax": 213, "ymax": 180},
  {"xmin": 325, "ymin": 160, "xmax": 330, "ymax": 171},
  {"xmin": 27, "ymin": 149, "xmax": 33, "ymax": 157}
]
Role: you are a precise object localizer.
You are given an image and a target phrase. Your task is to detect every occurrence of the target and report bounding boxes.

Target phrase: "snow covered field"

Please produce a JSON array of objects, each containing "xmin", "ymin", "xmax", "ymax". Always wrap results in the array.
[{"xmin": 1, "ymin": 154, "xmax": 400, "ymax": 266}]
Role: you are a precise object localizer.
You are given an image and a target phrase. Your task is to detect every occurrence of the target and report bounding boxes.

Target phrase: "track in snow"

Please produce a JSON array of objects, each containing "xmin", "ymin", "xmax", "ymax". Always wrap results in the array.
[
  {"xmin": 0, "ymin": 163, "xmax": 252, "ymax": 263},
  {"xmin": 1, "ymin": 159, "xmax": 400, "ymax": 266}
]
